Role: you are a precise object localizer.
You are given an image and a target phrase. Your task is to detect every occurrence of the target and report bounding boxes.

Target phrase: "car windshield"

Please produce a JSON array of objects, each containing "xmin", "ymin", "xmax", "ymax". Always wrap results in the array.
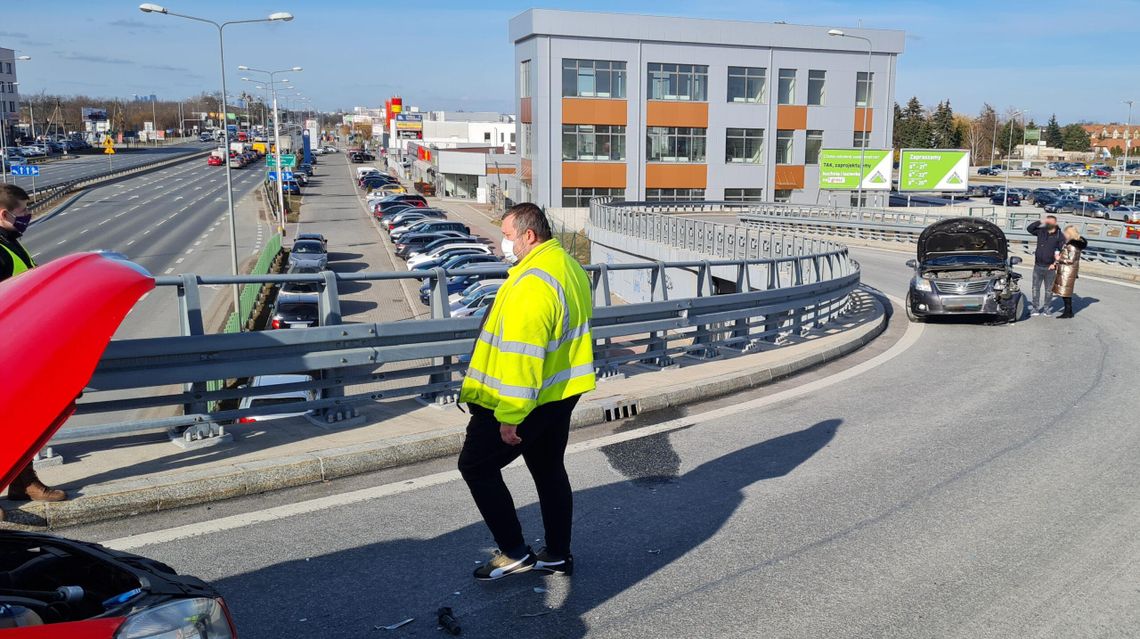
[
  {"xmin": 924, "ymin": 255, "xmax": 1004, "ymax": 267},
  {"xmin": 460, "ymin": 290, "xmax": 489, "ymax": 306},
  {"xmin": 282, "ymin": 282, "xmax": 322, "ymax": 294},
  {"xmin": 292, "ymin": 241, "xmax": 324, "ymax": 254}
]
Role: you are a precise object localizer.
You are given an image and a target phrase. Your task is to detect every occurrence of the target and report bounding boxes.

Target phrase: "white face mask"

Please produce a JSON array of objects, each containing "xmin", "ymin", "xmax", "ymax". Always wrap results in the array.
[{"xmin": 501, "ymin": 237, "xmax": 517, "ymax": 263}]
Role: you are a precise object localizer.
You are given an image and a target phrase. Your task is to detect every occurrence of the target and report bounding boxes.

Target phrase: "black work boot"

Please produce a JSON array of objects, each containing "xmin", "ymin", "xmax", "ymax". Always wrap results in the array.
[{"xmin": 1057, "ymin": 297, "xmax": 1073, "ymax": 319}]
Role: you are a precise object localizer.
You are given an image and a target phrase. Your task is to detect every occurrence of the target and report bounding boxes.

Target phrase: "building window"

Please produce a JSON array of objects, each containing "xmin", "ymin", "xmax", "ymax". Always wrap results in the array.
[
  {"xmin": 775, "ymin": 130, "xmax": 794, "ymax": 164},
  {"xmin": 647, "ymin": 63, "xmax": 708, "ymax": 101},
  {"xmin": 484, "ymin": 132, "xmax": 491, "ymax": 142},
  {"xmin": 725, "ymin": 128, "xmax": 764, "ymax": 164},
  {"xmin": 510, "ymin": 132, "xmax": 516, "ymax": 143},
  {"xmin": 805, "ymin": 130, "xmax": 824, "ymax": 164},
  {"xmin": 521, "ymin": 123, "xmax": 534, "ymax": 159},
  {"xmin": 562, "ymin": 59, "xmax": 627, "ymax": 99},
  {"xmin": 562, "ymin": 187, "xmax": 625, "ymax": 207},
  {"xmin": 562, "ymin": 124, "xmax": 627, "ymax": 161},
  {"xmin": 519, "ymin": 60, "xmax": 532, "ymax": 98},
  {"xmin": 646, "ymin": 188, "xmax": 705, "ymax": 202},
  {"xmin": 774, "ymin": 189, "xmax": 793, "ymax": 203},
  {"xmin": 778, "ymin": 69, "xmax": 796, "ymax": 105},
  {"xmin": 647, "ymin": 126, "xmax": 706, "ymax": 162},
  {"xmin": 856, "ymin": 71, "xmax": 874, "ymax": 107},
  {"xmin": 4, "ymin": 63, "xmax": 10, "ymax": 74},
  {"xmin": 851, "ymin": 192, "xmax": 868, "ymax": 207},
  {"xmin": 727, "ymin": 66, "xmax": 766, "ymax": 103},
  {"xmin": 724, "ymin": 188, "xmax": 764, "ymax": 202},
  {"xmin": 807, "ymin": 70, "xmax": 826, "ymax": 106},
  {"xmin": 853, "ymin": 131, "xmax": 870, "ymax": 148}
]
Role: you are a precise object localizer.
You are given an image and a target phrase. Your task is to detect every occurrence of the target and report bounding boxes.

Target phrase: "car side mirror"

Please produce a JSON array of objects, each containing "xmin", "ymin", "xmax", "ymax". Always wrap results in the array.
[
  {"xmin": 1009, "ymin": 256, "xmax": 1022, "ymax": 266},
  {"xmin": 905, "ymin": 259, "xmax": 917, "ymax": 269}
]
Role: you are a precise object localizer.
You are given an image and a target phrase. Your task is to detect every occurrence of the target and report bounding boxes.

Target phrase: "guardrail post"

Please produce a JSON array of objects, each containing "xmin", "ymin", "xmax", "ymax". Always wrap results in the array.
[
  {"xmin": 314, "ymin": 271, "xmax": 359, "ymax": 425},
  {"xmin": 691, "ymin": 260, "xmax": 719, "ymax": 359},
  {"xmin": 178, "ymin": 274, "xmax": 210, "ymax": 416},
  {"xmin": 645, "ymin": 262, "xmax": 675, "ymax": 368},
  {"xmin": 423, "ymin": 268, "xmax": 457, "ymax": 405}
]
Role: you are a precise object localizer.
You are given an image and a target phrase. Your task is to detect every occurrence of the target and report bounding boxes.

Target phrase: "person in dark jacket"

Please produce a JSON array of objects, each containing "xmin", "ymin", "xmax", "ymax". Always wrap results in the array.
[
  {"xmin": 0, "ymin": 184, "xmax": 67, "ymax": 522},
  {"xmin": 1026, "ymin": 215, "xmax": 1066, "ymax": 316},
  {"xmin": 1052, "ymin": 226, "xmax": 1088, "ymax": 319}
]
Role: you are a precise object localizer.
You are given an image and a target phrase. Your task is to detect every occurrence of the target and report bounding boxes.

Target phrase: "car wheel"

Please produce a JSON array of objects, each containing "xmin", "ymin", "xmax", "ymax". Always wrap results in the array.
[{"xmin": 904, "ymin": 292, "xmax": 922, "ymax": 323}]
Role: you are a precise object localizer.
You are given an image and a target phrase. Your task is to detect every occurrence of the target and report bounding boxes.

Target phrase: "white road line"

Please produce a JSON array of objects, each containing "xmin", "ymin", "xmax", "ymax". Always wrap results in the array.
[
  {"xmin": 98, "ymin": 219, "xmax": 110, "ymax": 226},
  {"xmin": 175, "ymin": 257, "xmax": 185, "ymax": 264},
  {"xmin": 184, "ymin": 248, "xmax": 194, "ymax": 254},
  {"xmin": 127, "ymin": 239, "xmax": 136, "ymax": 246},
  {"xmin": 163, "ymin": 267, "xmax": 174, "ymax": 274},
  {"xmin": 56, "ymin": 240, "xmax": 66, "ymax": 246},
  {"xmin": 80, "ymin": 228, "xmax": 89, "ymax": 234},
  {"xmin": 101, "ymin": 298, "xmax": 921, "ymax": 551}
]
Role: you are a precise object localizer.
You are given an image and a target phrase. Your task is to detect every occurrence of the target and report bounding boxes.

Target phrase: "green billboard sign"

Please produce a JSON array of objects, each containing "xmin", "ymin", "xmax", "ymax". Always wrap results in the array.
[
  {"xmin": 818, "ymin": 149, "xmax": 893, "ymax": 190},
  {"xmin": 266, "ymin": 154, "xmax": 296, "ymax": 168},
  {"xmin": 898, "ymin": 149, "xmax": 970, "ymax": 192}
]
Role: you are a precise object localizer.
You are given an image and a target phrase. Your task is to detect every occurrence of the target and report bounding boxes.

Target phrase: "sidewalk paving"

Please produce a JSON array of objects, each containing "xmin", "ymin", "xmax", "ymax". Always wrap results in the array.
[{"xmin": 1, "ymin": 288, "xmax": 886, "ymax": 529}]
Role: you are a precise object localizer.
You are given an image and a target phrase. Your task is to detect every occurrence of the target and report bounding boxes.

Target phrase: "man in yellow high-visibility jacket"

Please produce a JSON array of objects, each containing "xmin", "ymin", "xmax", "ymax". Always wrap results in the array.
[{"xmin": 459, "ymin": 203, "xmax": 595, "ymax": 581}]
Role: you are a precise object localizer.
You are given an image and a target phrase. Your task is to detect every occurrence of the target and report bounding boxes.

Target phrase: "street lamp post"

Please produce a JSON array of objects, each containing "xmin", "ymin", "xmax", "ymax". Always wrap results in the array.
[
  {"xmin": 1122, "ymin": 100, "xmax": 1133, "ymax": 191},
  {"xmin": 1003, "ymin": 109, "xmax": 1024, "ymax": 207},
  {"xmin": 239, "ymin": 66, "xmax": 301, "ymax": 236},
  {"xmin": 829, "ymin": 29, "xmax": 873, "ymax": 208},
  {"xmin": 139, "ymin": 3, "xmax": 293, "ymax": 321}
]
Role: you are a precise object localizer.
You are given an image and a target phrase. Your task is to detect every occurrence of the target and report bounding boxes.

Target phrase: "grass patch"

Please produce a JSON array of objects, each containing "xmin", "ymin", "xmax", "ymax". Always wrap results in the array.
[{"xmin": 558, "ymin": 231, "xmax": 591, "ymax": 265}]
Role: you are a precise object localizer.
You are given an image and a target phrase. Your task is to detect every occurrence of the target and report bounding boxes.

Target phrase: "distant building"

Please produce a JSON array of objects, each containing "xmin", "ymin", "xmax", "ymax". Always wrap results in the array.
[
  {"xmin": 422, "ymin": 111, "xmax": 517, "ymax": 152},
  {"xmin": 1082, "ymin": 124, "xmax": 1139, "ymax": 155},
  {"xmin": 510, "ymin": 9, "xmax": 904, "ymax": 208},
  {"xmin": 0, "ymin": 47, "xmax": 20, "ymax": 145}
]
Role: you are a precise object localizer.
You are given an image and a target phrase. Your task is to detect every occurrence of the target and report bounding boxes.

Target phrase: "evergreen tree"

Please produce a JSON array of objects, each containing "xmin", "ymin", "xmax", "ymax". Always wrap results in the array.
[
  {"xmin": 898, "ymin": 97, "xmax": 931, "ymax": 148},
  {"xmin": 930, "ymin": 100, "xmax": 959, "ymax": 148},
  {"xmin": 892, "ymin": 102, "xmax": 903, "ymax": 150},
  {"xmin": 1044, "ymin": 114, "xmax": 1064, "ymax": 148},
  {"xmin": 1061, "ymin": 124, "xmax": 1092, "ymax": 152}
]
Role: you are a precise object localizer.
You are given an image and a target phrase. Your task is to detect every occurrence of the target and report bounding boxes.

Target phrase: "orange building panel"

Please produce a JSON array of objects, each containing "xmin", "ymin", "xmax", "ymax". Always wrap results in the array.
[
  {"xmin": 562, "ymin": 162, "xmax": 627, "ymax": 188},
  {"xmin": 646, "ymin": 102, "xmax": 709, "ymax": 128},
  {"xmin": 776, "ymin": 105, "xmax": 807, "ymax": 130},
  {"xmin": 774, "ymin": 165, "xmax": 805, "ymax": 189},
  {"xmin": 519, "ymin": 158, "xmax": 533, "ymax": 186},
  {"xmin": 645, "ymin": 163, "xmax": 707, "ymax": 189},
  {"xmin": 520, "ymin": 97, "xmax": 532, "ymax": 124},
  {"xmin": 854, "ymin": 108, "xmax": 874, "ymax": 132},
  {"xmin": 562, "ymin": 98, "xmax": 627, "ymax": 125}
]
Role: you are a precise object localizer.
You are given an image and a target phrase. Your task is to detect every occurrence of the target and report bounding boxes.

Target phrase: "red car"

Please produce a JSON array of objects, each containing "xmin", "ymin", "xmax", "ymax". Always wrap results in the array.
[
  {"xmin": 1094, "ymin": 168, "xmax": 1112, "ymax": 178},
  {"xmin": 0, "ymin": 254, "xmax": 238, "ymax": 637},
  {"xmin": 207, "ymin": 155, "xmax": 224, "ymax": 166}
]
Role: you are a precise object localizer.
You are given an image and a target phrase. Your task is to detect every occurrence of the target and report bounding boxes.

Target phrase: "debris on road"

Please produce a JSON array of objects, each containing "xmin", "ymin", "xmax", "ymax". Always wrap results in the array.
[
  {"xmin": 437, "ymin": 607, "xmax": 461, "ymax": 635},
  {"xmin": 520, "ymin": 611, "xmax": 553, "ymax": 618},
  {"xmin": 378, "ymin": 618, "xmax": 414, "ymax": 631},
  {"xmin": 533, "ymin": 587, "xmax": 547, "ymax": 593}
]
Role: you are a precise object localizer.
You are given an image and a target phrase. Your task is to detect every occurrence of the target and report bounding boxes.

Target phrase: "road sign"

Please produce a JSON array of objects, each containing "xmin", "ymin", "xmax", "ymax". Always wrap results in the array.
[
  {"xmin": 266, "ymin": 171, "xmax": 295, "ymax": 181},
  {"xmin": 899, "ymin": 149, "xmax": 970, "ymax": 191},
  {"xmin": 818, "ymin": 149, "xmax": 892, "ymax": 190},
  {"xmin": 103, "ymin": 137, "xmax": 116, "ymax": 155},
  {"xmin": 10, "ymin": 165, "xmax": 40, "ymax": 177},
  {"xmin": 266, "ymin": 154, "xmax": 296, "ymax": 168}
]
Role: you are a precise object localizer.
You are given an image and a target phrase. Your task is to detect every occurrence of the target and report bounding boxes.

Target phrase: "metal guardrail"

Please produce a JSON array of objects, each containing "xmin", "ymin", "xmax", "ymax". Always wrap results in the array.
[
  {"xmin": 26, "ymin": 148, "xmax": 212, "ymax": 213},
  {"xmin": 53, "ymin": 209, "xmax": 860, "ymax": 449},
  {"xmin": 734, "ymin": 202, "xmax": 1140, "ymax": 269}
]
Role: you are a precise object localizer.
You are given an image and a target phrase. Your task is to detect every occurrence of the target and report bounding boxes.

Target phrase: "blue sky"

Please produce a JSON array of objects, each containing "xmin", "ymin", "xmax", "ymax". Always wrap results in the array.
[{"xmin": 2, "ymin": 0, "xmax": 1136, "ymax": 124}]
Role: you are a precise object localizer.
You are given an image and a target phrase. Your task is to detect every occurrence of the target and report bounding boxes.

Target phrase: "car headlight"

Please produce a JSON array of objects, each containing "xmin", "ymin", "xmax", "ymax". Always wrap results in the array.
[
  {"xmin": 993, "ymin": 280, "xmax": 1005, "ymax": 291},
  {"xmin": 913, "ymin": 277, "xmax": 932, "ymax": 292},
  {"xmin": 115, "ymin": 597, "xmax": 235, "ymax": 639}
]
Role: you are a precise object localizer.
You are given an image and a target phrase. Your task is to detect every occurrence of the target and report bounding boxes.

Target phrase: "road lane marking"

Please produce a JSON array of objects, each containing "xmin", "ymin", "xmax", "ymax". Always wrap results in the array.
[
  {"xmin": 176, "ymin": 258, "xmax": 184, "ymax": 264},
  {"xmin": 163, "ymin": 267, "xmax": 174, "ymax": 274},
  {"xmin": 56, "ymin": 240, "xmax": 66, "ymax": 246},
  {"xmin": 101, "ymin": 296, "xmax": 921, "ymax": 551}
]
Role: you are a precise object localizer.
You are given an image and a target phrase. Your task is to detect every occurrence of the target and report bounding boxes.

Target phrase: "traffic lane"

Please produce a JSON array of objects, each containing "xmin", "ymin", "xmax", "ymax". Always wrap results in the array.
[
  {"xmin": 68, "ymin": 250, "xmax": 1140, "ymax": 635},
  {"xmin": 8, "ymin": 142, "xmax": 213, "ymax": 190}
]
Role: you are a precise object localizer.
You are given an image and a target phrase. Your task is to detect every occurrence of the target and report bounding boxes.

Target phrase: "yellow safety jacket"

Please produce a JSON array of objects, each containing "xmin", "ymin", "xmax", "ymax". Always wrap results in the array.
[
  {"xmin": 459, "ymin": 238, "xmax": 595, "ymax": 425},
  {"xmin": 0, "ymin": 237, "xmax": 34, "ymax": 280}
]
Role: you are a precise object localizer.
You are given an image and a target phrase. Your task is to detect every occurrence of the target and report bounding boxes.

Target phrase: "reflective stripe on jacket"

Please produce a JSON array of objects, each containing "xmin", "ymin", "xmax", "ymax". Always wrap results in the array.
[
  {"xmin": 459, "ymin": 238, "xmax": 595, "ymax": 424},
  {"xmin": 0, "ymin": 240, "xmax": 34, "ymax": 280}
]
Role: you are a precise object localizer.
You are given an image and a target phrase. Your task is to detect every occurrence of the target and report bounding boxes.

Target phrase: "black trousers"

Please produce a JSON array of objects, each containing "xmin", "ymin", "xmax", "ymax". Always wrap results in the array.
[{"xmin": 458, "ymin": 395, "xmax": 579, "ymax": 557}]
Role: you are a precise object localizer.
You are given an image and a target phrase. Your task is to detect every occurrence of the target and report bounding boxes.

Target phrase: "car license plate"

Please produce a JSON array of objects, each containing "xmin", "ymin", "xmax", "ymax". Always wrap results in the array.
[{"xmin": 945, "ymin": 295, "xmax": 984, "ymax": 311}]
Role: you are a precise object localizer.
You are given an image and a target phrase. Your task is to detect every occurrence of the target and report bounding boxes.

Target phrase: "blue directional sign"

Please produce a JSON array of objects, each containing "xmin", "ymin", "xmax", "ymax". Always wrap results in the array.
[
  {"xmin": 266, "ymin": 170, "xmax": 295, "ymax": 181},
  {"xmin": 11, "ymin": 165, "xmax": 40, "ymax": 177}
]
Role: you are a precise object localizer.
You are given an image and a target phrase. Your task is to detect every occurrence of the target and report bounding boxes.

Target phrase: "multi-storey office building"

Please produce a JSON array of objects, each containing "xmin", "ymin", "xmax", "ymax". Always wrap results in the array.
[
  {"xmin": 0, "ymin": 47, "xmax": 20, "ymax": 146},
  {"xmin": 510, "ymin": 10, "xmax": 904, "ymax": 208}
]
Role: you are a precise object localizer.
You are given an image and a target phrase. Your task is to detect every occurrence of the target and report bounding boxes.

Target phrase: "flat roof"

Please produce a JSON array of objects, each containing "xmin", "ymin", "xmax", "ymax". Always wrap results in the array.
[{"xmin": 509, "ymin": 9, "xmax": 905, "ymax": 54}]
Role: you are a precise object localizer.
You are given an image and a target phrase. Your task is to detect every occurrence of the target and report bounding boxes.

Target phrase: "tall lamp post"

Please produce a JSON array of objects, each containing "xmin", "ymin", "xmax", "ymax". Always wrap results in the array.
[
  {"xmin": 828, "ymin": 29, "xmax": 873, "ymax": 208},
  {"xmin": 1003, "ymin": 109, "xmax": 1024, "ymax": 207},
  {"xmin": 1122, "ymin": 100, "xmax": 1134, "ymax": 191},
  {"xmin": 239, "ymin": 66, "xmax": 301, "ymax": 235},
  {"xmin": 139, "ymin": 3, "xmax": 293, "ymax": 321}
]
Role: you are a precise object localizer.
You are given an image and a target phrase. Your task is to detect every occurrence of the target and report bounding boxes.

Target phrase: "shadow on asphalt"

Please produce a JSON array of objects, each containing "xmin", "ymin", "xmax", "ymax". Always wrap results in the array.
[{"xmin": 213, "ymin": 419, "xmax": 841, "ymax": 638}]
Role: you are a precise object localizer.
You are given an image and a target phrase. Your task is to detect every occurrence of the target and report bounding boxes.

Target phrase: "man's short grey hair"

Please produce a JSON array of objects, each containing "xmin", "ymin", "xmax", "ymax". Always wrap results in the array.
[{"xmin": 504, "ymin": 203, "xmax": 552, "ymax": 242}]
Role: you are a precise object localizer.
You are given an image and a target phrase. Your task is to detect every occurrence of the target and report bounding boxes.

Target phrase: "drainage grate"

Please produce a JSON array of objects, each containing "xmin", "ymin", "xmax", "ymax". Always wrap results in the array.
[{"xmin": 603, "ymin": 401, "xmax": 640, "ymax": 422}]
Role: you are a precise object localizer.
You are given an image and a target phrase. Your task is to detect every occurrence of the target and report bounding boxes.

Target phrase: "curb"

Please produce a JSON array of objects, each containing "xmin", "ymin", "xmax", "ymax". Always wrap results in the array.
[{"xmin": 5, "ymin": 293, "xmax": 887, "ymax": 530}]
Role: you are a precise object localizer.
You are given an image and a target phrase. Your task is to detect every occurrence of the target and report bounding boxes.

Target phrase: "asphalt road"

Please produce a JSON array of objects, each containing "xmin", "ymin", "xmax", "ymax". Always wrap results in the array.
[
  {"xmin": 63, "ymin": 240, "xmax": 1140, "ymax": 637},
  {"xmin": 23, "ymin": 152, "xmax": 269, "ymax": 340},
  {"xmin": 4, "ymin": 141, "xmax": 214, "ymax": 191}
]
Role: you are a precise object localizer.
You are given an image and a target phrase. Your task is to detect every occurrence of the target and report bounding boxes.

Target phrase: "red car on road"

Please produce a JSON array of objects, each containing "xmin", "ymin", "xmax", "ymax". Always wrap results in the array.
[
  {"xmin": 207, "ymin": 155, "xmax": 224, "ymax": 166},
  {"xmin": 0, "ymin": 254, "xmax": 238, "ymax": 637}
]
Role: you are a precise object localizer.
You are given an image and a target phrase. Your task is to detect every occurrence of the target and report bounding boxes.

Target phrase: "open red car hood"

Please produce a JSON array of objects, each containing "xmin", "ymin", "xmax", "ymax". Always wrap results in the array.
[{"xmin": 0, "ymin": 253, "xmax": 153, "ymax": 489}]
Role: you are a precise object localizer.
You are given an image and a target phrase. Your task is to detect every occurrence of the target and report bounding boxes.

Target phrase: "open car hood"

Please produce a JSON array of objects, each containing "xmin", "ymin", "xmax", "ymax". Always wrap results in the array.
[
  {"xmin": 916, "ymin": 217, "xmax": 1009, "ymax": 263},
  {"xmin": 0, "ymin": 253, "xmax": 153, "ymax": 489}
]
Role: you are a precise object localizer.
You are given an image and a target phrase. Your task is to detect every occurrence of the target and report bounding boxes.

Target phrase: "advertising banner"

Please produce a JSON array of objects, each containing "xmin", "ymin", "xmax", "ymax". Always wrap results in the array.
[
  {"xmin": 818, "ymin": 148, "xmax": 892, "ymax": 190},
  {"xmin": 395, "ymin": 113, "xmax": 423, "ymax": 131},
  {"xmin": 81, "ymin": 107, "xmax": 109, "ymax": 122},
  {"xmin": 899, "ymin": 149, "xmax": 970, "ymax": 191}
]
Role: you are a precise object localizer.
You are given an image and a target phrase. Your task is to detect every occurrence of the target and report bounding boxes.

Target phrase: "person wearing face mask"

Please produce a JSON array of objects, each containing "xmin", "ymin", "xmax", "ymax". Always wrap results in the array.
[
  {"xmin": 0, "ymin": 184, "xmax": 68, "ymax": 519},
  {"xmin": 1025, "ymin": 214, "xmax": 1066, "ymax": 316},
  {"xmin": 458, "ymin": 203, "xmax": 595, "ymax": 581}
]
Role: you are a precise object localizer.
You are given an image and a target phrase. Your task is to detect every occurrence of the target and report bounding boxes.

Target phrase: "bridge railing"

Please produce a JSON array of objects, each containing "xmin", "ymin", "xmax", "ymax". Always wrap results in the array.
[
  {"xmin": 735, "ymin": 202, "xmax": 1140, "ymax": 269},
  {"xmin": 53, "ymin": 209, "xmax": 861, "ymax": 451}
]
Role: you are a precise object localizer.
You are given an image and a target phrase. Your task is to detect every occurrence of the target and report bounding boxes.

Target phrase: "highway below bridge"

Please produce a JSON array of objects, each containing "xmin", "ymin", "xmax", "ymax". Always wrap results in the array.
[{"xmin": 65, "ymin": 237, "xmax": 1140, "ymax": 637}]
